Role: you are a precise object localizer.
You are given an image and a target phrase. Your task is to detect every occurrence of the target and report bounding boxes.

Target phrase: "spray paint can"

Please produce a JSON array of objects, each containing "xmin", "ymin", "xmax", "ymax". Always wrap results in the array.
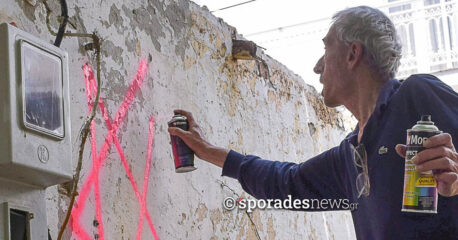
[
  {"xmin": 402, "ymin": 115, "xmax": 442, "ymax": 213},
  {"xmin": 168, "ymin": 114, "xmax": 197, "ymax": 173}
]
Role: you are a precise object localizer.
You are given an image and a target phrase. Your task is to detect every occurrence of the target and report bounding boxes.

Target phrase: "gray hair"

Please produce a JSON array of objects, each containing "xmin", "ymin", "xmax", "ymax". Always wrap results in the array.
[{"xmin": 332, "ymin": 6, "xmax": 402, "ymax": 79}]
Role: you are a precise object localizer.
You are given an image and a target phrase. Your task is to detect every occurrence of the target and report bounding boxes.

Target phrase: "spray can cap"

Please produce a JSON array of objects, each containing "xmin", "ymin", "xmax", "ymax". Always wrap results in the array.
[
  {"xmin": 418, "ymin": 115, "xmax": 434, "ymax": 125},
  {"xmin": 168, "ymin": 114, "xmax": 187, "ymax": 126},
  {"xmin": 173, "ymin": 114, "xmax": 187, "ymax": 120}
]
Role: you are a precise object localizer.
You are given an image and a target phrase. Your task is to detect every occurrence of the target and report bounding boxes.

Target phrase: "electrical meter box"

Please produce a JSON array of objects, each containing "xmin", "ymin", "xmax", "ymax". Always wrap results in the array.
[{"xmin": 0, "ymin": 23, "xmax": 72, "ymax": 187}]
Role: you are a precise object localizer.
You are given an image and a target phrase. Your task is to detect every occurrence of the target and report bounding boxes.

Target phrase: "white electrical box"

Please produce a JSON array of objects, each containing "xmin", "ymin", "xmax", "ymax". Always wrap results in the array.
[{"xmin": 0, "ymin": 23, "xmax": 72, "ymax": 187}]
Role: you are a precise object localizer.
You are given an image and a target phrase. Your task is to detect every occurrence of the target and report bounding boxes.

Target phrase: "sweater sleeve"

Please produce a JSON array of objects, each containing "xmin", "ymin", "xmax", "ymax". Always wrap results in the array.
[{"xmin": 222, "ymin": 142, "xmax": 353, "ymax": 203}]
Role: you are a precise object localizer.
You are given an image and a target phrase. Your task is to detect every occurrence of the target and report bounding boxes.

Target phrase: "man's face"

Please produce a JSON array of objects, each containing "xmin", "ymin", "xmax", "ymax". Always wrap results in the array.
[{"xmin": 313, "ymin": 27, "xmax": 352, "ymax": 107}]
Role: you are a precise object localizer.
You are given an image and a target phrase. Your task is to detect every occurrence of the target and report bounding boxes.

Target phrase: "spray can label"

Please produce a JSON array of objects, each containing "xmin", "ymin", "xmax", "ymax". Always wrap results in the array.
[{"xmin": 402, "ymin": 115, "xmax": 441, "ymax": 213}]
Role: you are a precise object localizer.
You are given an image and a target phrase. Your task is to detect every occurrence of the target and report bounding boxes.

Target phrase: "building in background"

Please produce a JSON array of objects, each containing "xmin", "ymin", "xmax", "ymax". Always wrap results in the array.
[
  {"xmin": 383, "ymin": 0, "xmax": 458, "ymax": 91},
  {"xmin": 198, "ymin": 0, "xmax": 458, "ymax": 91}
]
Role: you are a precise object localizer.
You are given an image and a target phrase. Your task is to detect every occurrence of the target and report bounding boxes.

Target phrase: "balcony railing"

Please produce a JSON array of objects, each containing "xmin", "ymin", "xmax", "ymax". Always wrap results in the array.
[{"xmin": 382, "ymin": 0, "xmax": 458, "ymax": 78}]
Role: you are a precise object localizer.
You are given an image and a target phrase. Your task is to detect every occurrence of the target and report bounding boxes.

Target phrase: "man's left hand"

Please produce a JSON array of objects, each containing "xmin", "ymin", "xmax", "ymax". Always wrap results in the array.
[{"xmin": 396, "ymin": 133, "xmax": 458, "ymax": 197}]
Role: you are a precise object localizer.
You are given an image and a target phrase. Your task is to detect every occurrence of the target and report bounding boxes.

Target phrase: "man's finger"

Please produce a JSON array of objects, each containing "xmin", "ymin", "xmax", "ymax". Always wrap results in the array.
[
  {"xmin": 436, "ymin": 172, "xmax": 458, "ymax": 196},
  {"xmin": 436, "ymin": 171, "xmax": 458, "ymax": 185},
  {"xmin": 395, "ymin": 144, "xmax": 406, "ymax": 158},
  {"xmin": 411, "ymin": 146, "xmax": 454, "ymax": 165},
  {"xmin": 168, "ymin": 126, "xmax": 188, "ymax": 138},
  {"xmin": 424, "ymin": 133, "xmax": 455, "ymax": 150},
  {"xmin": 173, "ymin": 109, "xmax": 196, "ymax": 127},
  {"xmin": 416, "ymin": 157, "xmax": 457, "ymax": 173}
]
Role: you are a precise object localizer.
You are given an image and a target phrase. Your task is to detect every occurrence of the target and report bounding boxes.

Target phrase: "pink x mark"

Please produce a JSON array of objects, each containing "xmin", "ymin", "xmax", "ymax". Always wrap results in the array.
[{"xmin": 70, "ymin": 59, "xmax": 159, "ymax": 240}]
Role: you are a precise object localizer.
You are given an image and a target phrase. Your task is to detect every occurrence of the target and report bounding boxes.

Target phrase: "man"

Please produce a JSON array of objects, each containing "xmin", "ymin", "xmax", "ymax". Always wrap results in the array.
[{"xmin": 168, "ymin": 6, "xmax": 458, "ymax": 239}]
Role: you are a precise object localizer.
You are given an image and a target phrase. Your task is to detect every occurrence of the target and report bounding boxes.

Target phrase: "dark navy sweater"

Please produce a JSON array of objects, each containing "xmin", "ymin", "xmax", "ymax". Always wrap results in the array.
[{"xmin": 222, "ymin": 75, "xmax": 458, "ymax": 239}]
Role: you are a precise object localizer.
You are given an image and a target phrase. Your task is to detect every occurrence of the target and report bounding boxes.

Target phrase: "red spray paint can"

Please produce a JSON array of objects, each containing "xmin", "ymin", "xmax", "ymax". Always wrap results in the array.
[{"xmin": 168, "ymin": 114, "xmax": 196, "ymax": 173}]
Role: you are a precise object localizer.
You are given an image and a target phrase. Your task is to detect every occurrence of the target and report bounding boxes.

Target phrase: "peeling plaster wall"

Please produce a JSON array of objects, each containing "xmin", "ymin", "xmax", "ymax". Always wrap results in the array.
[{"xmin": 1, "ymin": 0, "xmax": 356, "ymax": 239}]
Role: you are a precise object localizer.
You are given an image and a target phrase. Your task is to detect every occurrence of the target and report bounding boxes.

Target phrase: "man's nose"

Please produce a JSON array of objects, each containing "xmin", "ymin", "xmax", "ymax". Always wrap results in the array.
[{"xmin": 313, "ymin": 56, "xmax": 324, "ymax": 74}]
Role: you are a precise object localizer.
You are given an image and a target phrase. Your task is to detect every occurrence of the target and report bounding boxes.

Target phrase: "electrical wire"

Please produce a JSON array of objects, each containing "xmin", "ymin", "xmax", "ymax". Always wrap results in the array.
[
  {"xmin": 210, "ymin": 0, "xmax": 256, "ymax": 13},
  {"xmin": 53, "ymin": 0, "xmax": 68, "ymax": 47},
  {"xmin": 245, "ymin": 17, "xmax": 329, "ymax": 37},
  {"xmin": 42, "ymin": 1, "xmax": 102, "ymax": 239}
]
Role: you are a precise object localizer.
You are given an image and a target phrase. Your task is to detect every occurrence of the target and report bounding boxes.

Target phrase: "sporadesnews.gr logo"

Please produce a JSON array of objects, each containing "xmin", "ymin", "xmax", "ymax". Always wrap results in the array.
[{"xmin": 223, "ymin": 195, "xmax": 359, "ymax": 213}]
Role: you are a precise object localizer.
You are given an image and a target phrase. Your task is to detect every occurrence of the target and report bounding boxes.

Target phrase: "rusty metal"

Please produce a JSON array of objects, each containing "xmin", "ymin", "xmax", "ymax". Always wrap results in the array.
[{"xmin": 232, "ymin": 39, "xmax": 257, "ymax": 60}]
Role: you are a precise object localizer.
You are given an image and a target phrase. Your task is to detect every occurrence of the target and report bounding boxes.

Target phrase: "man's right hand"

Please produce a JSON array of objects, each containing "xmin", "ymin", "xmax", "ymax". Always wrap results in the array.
[{"xmin": 167, "ymin": 109, "xmax": 229, "ymax": 168}]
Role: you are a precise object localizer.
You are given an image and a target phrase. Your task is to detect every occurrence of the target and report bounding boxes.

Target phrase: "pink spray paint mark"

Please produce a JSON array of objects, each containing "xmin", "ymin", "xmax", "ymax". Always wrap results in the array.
[
  {"xmin": 136, "ymin": 117, "xmax": 157, "ymax": 240},
  {"xmin": 83, "ymin": 63, "xmax": 105, "ymax": 240},
  {"xmin": 71, "ymin": 59, "xmax": 159, "ymax": 240},
  {"xmin": 69, "ymin": 64, "xmax": 102, "ymax": 240}
]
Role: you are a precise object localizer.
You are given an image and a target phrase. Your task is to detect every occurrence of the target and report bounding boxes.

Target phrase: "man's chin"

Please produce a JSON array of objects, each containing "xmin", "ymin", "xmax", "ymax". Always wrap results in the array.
[{"xmin": 322, "ymin": 94, "xmax": 339, "ymax": 108}]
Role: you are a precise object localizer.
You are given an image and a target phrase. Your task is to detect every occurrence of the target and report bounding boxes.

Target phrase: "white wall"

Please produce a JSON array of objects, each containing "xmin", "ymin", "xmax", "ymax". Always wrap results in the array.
[{"xmin": 1, "ymin": 0, "xmax": 356, "ymax": 239}]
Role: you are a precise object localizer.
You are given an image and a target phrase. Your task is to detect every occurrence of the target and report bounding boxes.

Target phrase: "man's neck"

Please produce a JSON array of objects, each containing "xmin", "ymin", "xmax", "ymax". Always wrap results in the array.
[{"xmin": 344, "ymin": 72, "xmax": 387, "ymax": 143}]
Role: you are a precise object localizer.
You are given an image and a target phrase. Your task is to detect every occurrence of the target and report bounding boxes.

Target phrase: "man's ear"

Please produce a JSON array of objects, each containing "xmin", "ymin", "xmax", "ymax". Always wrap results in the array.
[{"xmin": 347, "ymin": 42, "xmax": 363, "ymax": 70}]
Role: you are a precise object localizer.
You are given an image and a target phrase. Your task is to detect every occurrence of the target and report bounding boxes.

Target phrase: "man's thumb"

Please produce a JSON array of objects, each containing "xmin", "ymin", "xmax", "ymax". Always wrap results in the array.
[{"xmin": 395, "ymin": 144, "xmax": 406, "ymax": 158}]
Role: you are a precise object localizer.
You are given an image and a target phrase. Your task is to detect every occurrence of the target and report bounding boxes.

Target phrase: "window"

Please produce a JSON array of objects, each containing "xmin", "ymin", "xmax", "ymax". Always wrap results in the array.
[
  {"xmin": 448, "ymin": 15, "xmax": 456, "ymax": 50},
  {"xmin": 409, "ymin": 23, "xmax": 416, "ymax": 55},
  {"xmin": 430, "ymin": 19, "xmax": 439, "ymax": 52},
  {"xmin": 389, "ymin": 4, "xmax": 411, "ymax": 13},
  {"xmin": 399, "ymin": 25, "xmax": 408, "ymax": 53},
  {"xmin": 424, "ymin": 0, "xmax": 441, "ymax": 6},
  {"xmin": 397, "ymin": 23, "xmax": 416, "ymax": 56},
  {"xmin": 439, "ymin": 17, "xmax": 446, "ymax": 50}
]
